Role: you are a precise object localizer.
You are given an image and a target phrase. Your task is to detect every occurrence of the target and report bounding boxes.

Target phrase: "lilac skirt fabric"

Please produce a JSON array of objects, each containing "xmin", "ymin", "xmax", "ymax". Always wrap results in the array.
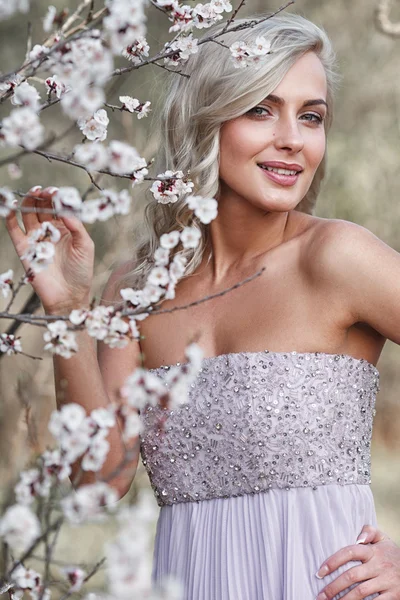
[{"xmin": 152, "ymin": 484, "xmax": 379, "ymax": 600}]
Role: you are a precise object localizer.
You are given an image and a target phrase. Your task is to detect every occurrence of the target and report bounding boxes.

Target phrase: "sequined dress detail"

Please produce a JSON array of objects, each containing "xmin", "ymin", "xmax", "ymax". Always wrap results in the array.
[{"xmin": 139, "ymin": 351, "xmax": 380, "ymax": 600}]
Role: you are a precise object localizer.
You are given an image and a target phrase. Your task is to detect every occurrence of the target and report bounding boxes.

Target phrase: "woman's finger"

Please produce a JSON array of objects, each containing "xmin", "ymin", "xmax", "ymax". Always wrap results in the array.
[
  {"xmin": 5, "ymin": 207, "xmax": 28, "ymax": 258},
  {"xmin": 316, "ymin": 543, "xmax": 374, "ymax": 579},
  {"xmin": 356, "ymin": 525, "xmax": 392, "ymax": 545},
  {"xmin": 36, "ymin": 186, "xmax": 59, "ymax": 224},
  {"xmin": 21, "ymin": 185, "xmax": 43, "ymax": 232}
]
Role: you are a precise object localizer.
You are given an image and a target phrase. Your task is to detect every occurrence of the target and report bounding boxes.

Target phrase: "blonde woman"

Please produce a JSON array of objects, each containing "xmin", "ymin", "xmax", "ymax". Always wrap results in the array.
[{"xmin": 6, "ymin": 11, "xmax": 400, "ymax": 600}]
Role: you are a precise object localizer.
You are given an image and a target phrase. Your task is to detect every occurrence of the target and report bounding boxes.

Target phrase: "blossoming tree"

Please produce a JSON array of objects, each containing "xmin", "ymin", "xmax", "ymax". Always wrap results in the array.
[{"xmin": 0, "ymin": 0, "xmax": 291, "ymax": 598}]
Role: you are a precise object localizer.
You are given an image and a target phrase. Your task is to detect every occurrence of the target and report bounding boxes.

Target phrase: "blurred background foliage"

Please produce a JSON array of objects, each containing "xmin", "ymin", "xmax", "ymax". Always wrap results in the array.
[{"xmin": 0, "ymin": 0, "xmax": 400, "ymax": 576}]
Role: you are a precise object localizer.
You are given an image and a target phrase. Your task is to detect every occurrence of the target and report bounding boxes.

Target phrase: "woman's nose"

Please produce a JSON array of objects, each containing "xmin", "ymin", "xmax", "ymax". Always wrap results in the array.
[{"xmin": 273, "ymin": 118, "xmax": 304, "ymax": 154}]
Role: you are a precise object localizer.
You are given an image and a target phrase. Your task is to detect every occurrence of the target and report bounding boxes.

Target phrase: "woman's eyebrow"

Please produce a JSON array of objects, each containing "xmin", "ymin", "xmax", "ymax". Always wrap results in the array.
[{"xmin": 265, "ymin": 94, "xmax": 328, "ymax": 109}]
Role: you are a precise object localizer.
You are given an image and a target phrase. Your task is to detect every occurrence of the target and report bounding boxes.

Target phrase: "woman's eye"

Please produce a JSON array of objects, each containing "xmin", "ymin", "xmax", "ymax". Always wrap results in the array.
[
  {"xmin": 301, "ymin": 113, "xmax": 324, "ymax": 124},
  {"xmin": 247, "ymin": 106, "xmax": 270, "ymax": 118}
]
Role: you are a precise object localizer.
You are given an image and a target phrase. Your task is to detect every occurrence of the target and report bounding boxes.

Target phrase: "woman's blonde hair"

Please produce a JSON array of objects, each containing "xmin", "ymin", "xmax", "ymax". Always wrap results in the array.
[{"xmin": 121, "ymin": 12, "xmax": 338, "ymax": 291}]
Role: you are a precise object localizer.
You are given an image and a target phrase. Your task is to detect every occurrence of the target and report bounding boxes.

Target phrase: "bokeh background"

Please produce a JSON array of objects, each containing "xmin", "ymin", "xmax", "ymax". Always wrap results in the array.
[{"xmin": 1, "ymin": 0, "xmax": 400, "ymax": 591}]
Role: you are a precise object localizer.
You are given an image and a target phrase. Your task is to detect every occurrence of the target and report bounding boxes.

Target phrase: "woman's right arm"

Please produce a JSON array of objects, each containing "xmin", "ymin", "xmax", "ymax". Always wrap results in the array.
[
  {"xmin": 50, "ymin": 264, "xmax": 142, "ymax": 498},
  {"xmin": 5, "ymin": 186, "xmax": 142, "ymax": 498}
]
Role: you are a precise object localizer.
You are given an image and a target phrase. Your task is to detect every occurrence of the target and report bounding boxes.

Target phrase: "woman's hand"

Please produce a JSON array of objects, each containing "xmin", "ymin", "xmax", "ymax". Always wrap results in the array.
[
  {"xmin": 316, "ymin": 525, "xmax": 400, "ymax": 599},
  {"xmin": 5, "ymin": 186, "xmax": 95, "ymax": 315}
]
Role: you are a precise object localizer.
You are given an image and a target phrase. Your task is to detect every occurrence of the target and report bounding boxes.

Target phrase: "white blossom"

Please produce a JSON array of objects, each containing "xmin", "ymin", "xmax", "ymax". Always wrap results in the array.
[
  {"xmin": 7, "ymin": 163, "xmax": 22, "ymax": 179},
  {"xmin": 73, "ymin": 142, "xmax": 108, "ymax": 171},
  {"xmin": 42, "ymin": 448, "xmax": 71, "ymax": 480},
  {"xmin": 21, "ymin": 222, "xmax": 60, "ymax": 273},
  {"xmin": 0, "ymin": 504, "xmax": 40, "ymax": 552},
  {"xmin": 61, "ymin": 482, "xmax": 118, "ymax": 525},
  {"xmin": 105, "ymin": 489, "xmax": 158, "ymax": 598},
  {"xmin": 120, "ymin": 367, "xmax": 167, "ymax": 411},
  {"xmin": 122, "ymin": 37, "xmax": 149, "ymax": 64},
  {"xmin": 61, "ymin": 85, "xmax": 105, "ymax": 120},
  {"xmin": 148, "ymin": 266, "xmax": 170, "ymax": 287},
  {"xmin": 168, "ymin": 4, "xmax": 195, "ymax": 33},
  {"xmin": 186, "ymin": 195, "xmax": 218, "ymax": 224},
  {"xmin": 0, "ymin": 0, "xmax": 29, "ymax": 20},
  {"xmin": 14, "ymin": 468, "xmax": 51, "ymax": 505},
  {"xmin": 108, "ymin": 140, "xmax": 147, "ymax": 175},
  {"xmin": 180, "ymin": 225, "xmax": 201, "ymax": 249},
  {"xmin": 81, "ymin": 431, "xmax": 110, "ymax": 471},
  {"xmin": 230, "ymin": 36, "xmax": 271, "ymax": 68},
  {"xmin": 52, "ymin": 186, "xmax": 82, "ymax": 214},
  {"xmin": 11, "ymin": 82, "xmax": 41, "ymax": 112},
  {"xmin": 0, "ymin": 73, "xmax": 23, "ymax": 94},
  {"xmin": 150, "ymin": 170, "xmax": 194, "ymax": 204},
  {"xmin": 78, "ymin": 109, "xmax": 109, "ymax": 142},
  {"xmin": 45, "ymin": 74, "xmax": 67, "ymax": 99},
  {"xmin": 0, "ymin": 268, "xmax": 13, "ymax": 297},
  {"xmin": 50, "ymin": 35, "xmax": 113, "ymax": 89},
  {"xmin": 0, "ymin": 107, "xmax": 44, "ymax": 150},
  {"xmin": 104, "ymin": 0, "xmax": 147, "ymax": 54},
  {"xmin": 11, "ymin": 564, "xmax": 41, "ymax": 592},
  {"xmin": 164, "ymin": 34, "xmax": 198, "ymax": 67},
  {"xmin": 119, "ymin": 95, "xmax": 151, "ymax": 118},
  {"xmin": 0, "ymin": 187, "xmax": 16, "ymax": 217},
  {"xmin": 0, "ymin": 333, "xmax": 22, "ymax": 355},
  {"xmin": 28, "ymin": 44, "xmax": 50, "ymax": 69},
  {"xmin": 153, "ymin": 247, "xmax": 170, "ymax": 267},
  {"xmin": 43, "ymin": 320, "xmax": 78, "ymax": 358},
  {"xmin": 59, "ymin": 566, "xmax": 87, "ymax": 592},
  {"xmin": 160, "ymin": 231, "xmax": 180, "ymax": 249},
  {"xmin": 43, "ymin": 5, "xmax": 57, "ymax": 32}
]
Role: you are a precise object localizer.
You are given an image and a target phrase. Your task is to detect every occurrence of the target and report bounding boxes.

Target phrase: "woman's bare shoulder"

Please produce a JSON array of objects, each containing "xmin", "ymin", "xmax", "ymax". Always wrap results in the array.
[{"xmin": 306, "ymin": 216, "xmax": 400, "ymax": 344}]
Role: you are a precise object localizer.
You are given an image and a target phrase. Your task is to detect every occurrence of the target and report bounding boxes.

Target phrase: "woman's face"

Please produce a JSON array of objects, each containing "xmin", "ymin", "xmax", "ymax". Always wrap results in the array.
[{"xmin": 218, "ymin": 51, "xmax": 328, "ymax": 212}]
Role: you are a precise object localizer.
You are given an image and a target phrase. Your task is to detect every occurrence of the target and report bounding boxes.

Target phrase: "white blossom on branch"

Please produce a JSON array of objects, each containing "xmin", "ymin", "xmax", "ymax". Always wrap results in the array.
[
  {"xmin": 122, "ymin": 37, "xmax": 150, "ymax": 64},
  {"xmin": 0, "ymin": 268, "xmax": 13, "ymax": 297},
  {"xmin": 78, "ymin": 108, "xmax": 109, "ymax": 142},
  {"xmin": 0, "ymin": 187, "xmax": 17, "ymax": 216},
  {"xmin": 150, "ymin": 170, "xmax": 194, "ymax": 203},
  {"xmin": 21, "ymin": 221, "xmax": 61, "ymax": 273},
  {"xmin": 43, "ymin": 320, "xmax": 79, "ymax": 358},
  {"xmin": 11, "ymin": 81, "xmax": 41, "ymax": 112},
  {"xmin": 0, "ymin": 107, "xmax": 44, "ymax": 150},
  {"xmin": 118, "ymin": 95, "xmax": 151, "ymax": 118},
  {"xmin": 0, "ymin": 0, "xmax": 29, "ymax": 21},
  {"xmin": 163, "ymin": 34, "xmax": 199, "ymax": 66},
  {"xmin": 0, "ymin": 504, "xmax": 41, "ymax": 553},
  {"xmin": 0, "ymin": 333, "xmax": 22, "ymax": 355}
]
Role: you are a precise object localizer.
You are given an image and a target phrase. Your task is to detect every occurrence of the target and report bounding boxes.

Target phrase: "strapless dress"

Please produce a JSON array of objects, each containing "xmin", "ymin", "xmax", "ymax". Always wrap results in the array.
[{"xmin": 139, "ymin": 350, "xmax": 380, "ymax": 600}]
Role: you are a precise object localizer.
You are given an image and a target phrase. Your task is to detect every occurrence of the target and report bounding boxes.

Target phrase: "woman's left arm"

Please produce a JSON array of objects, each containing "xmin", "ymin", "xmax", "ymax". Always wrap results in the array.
[
  {"xmin": 315, "ymin": 525, "xmax": 400, "ymax": 599},
  {"xmin": 311, "ymin": 220, "xmax": 400, "ymax": 599}
]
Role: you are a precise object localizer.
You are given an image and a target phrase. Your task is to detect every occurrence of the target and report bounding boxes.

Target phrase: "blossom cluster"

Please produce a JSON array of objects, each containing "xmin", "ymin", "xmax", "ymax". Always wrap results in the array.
[
  {"xmin": 0, "ymin": 268, "xmax": 13, "ymax": 298},
  {"xmin": 51, "ymin": 185, "xmax": 134, "ymax": 223},
  {"xmin": 73, "ymin": 140, "xmax": 148, "ymax": 181},
  {"xmin": 21, "ymin": 221, "xmax": 60, "ymax": 273},
  {"xmin": 0, "ymin": 333, "xmax": 22, "ymax": 355},
  {"xmin": 119, "ymin": 95, "xmax": 151, "ymax": 119},
  {"xmin": 104, "ymin": 0, "xmax": 147, "ymax": 55},
  {"xmin": 150, "ymin": 170, "xmax": 194, "ymax": 203},
  {"xmin": 78, "ymin": 108, "xmax": 109, "ymax": 142},
  {"xmin": 155, "ymin": 0, "xmax": 232, "ymax": 33},
  {"xmin": 230, "ymin": 35, "xmax": 272, "ymax": 68},
  {"xmin": 0, "ymin": 0, "xmax": 29, "ymax": 20},
  {"xmin": 0, "ymin": 187, "xmax": 17, "ymax": 216}
]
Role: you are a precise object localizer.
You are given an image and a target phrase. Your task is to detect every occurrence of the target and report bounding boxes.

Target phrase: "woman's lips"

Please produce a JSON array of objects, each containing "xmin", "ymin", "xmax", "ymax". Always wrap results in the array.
[{"xmin": 258, "ymin": 165, "xmax": 301, "ymax": 187}]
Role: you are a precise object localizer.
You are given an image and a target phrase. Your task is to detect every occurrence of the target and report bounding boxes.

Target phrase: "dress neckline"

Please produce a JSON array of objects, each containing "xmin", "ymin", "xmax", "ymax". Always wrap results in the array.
[{"xmin": 147, "ymin": 349, "xmax": 380, "ymax": 376}]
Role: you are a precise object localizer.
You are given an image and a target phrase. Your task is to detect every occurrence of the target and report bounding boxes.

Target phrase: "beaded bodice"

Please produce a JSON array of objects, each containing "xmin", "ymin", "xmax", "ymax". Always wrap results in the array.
[{"xmin": 139, "ymin": 351, "xmax": 380, "ymax": 507}]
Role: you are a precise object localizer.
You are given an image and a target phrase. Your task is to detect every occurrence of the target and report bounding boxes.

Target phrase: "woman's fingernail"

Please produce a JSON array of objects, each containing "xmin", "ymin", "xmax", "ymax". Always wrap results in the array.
[
  {"xmin": 316, "ymin": 593, "xmax": 328, "ymax": 600},
  {"xmin": 316, "ymin": 565, "xmax": 329, "ymax": 579},
  {"xmin": 356, "ymin": 533, "xmax": 368, "ymax": 544},
  {"xmin": 30, "ymin": 185, "xmax": 42, "ymax": 193},
  {"xmin": 44, "ymin": 186, "xmax": 59, "ymax": 194}
]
